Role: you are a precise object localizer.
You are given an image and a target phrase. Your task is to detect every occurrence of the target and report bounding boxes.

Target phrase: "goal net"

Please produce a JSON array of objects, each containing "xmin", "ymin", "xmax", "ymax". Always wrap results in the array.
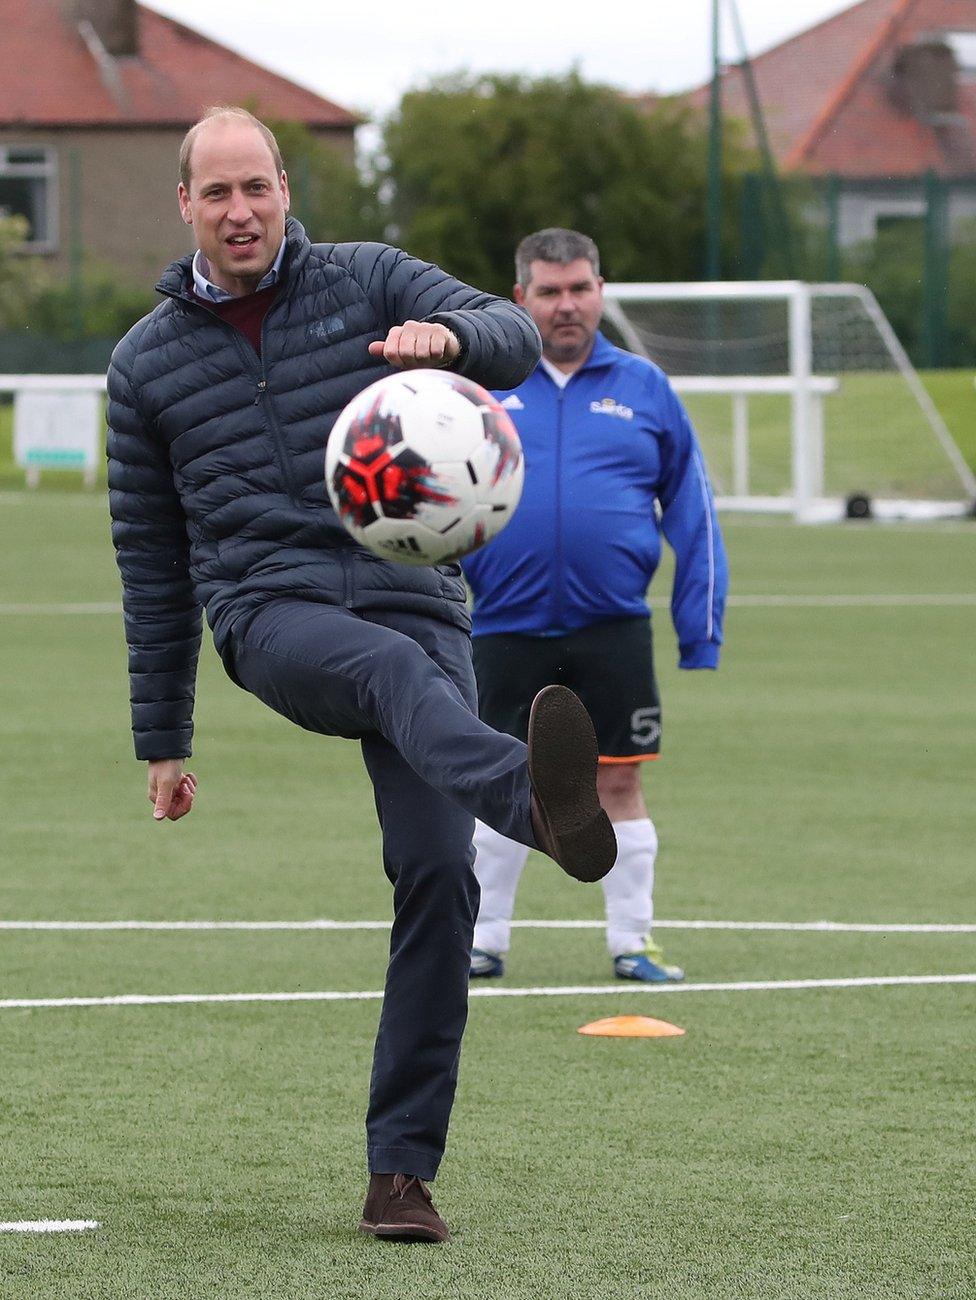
[{"xmin": 602, "ymin": 281, "xmax": 976, "ymax": 521}]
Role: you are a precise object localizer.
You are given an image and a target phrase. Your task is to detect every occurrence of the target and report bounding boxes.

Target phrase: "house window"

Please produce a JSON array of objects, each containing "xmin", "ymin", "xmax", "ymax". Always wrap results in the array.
[{"xmin": 0, "ymin": 145, "xmax": 57, "ymax": 250}]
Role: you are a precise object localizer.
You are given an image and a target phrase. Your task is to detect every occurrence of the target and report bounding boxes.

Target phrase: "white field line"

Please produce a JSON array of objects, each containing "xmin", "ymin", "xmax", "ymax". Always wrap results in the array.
[
  {"xmin": 2, "ymin": 973, "xmax": 975, "ymax": 1013},
  {"xmin": 0, "ymin": 1220, "xmax": 100, "ymax": 1233},
  {"xmin": 729, "ymin": 593, "xmax": 976, "ymax": 607},
  {"xmin": 2, "ymin": 595, "xmax": 976, "ymax": 617},
  {"xmin": 0, "ymin": 602, "xmax": 119, "ymax": 614},
  {"xmin": 2, "ymin": 918, "xmax": 974, "ymax": 934}
]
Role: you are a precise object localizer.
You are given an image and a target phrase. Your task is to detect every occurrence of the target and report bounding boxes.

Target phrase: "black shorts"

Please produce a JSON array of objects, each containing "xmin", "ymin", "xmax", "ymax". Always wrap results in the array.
[{"xmin": 472, "ymin": 617, "xmax": 661, "ymax": 764}]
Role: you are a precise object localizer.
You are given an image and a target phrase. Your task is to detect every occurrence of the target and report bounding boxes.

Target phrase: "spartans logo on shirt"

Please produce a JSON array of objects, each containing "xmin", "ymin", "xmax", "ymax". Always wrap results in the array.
[{"xmin": 589, "ymin": 396, "xmax": 634, "ymax": 420}]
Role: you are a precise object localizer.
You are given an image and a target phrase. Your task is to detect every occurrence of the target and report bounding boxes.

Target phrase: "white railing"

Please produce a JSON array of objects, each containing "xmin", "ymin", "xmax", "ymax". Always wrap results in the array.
[{"xmin": 669, "ymin": 375, "xmax": 839, "ymax": 502}]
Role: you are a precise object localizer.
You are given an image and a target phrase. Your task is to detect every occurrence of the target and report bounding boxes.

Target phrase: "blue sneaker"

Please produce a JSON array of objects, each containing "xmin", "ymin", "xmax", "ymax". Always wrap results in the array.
[
  {"xmin": 470, "ymin": 948, "xmax": 505, "ymax": 979},
  {"xmin": 613, "ymin": 947, "xmax": 684, "ymax": 983}
]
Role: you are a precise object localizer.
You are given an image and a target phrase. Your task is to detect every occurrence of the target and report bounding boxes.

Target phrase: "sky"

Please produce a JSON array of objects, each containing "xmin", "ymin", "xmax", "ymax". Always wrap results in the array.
[{"xmin": 145, "ymin": 0, "xmax": 858, "ymax": 124}]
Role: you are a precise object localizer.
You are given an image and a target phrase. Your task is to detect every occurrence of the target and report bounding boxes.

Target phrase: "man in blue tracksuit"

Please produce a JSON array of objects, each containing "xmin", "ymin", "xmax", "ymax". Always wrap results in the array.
[{"xmin": 462, "ymin": 228, "xmax": 728, "ymax": 982}]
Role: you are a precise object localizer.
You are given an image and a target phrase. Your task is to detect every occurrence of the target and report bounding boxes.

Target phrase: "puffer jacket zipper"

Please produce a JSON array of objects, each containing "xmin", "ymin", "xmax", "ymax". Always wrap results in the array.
[
  {"xmin": 158, "ymin": 285, "xmax": 306, "ymax": 509},
  {"xmin": 229, "ymin": 326, "xmax": 304, "ymax": 508}
]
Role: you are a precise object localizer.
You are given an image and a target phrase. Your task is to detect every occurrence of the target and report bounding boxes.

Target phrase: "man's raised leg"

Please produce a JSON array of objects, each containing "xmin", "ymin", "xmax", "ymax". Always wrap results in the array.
[{"xmin": 231, "ymin": 600, "xmax": 615, "ymax": 877}]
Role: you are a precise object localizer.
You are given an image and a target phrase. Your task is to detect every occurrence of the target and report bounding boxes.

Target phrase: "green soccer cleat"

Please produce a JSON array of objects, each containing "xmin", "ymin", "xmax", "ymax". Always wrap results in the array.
[{"xmin": 614, "ymin": 941, "xmax": 684, "ymax": 983}]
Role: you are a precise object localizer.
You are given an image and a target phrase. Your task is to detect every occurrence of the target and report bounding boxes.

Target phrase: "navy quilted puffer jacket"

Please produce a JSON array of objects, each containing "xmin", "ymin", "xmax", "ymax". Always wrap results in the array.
[{"xmin": 107, "ymin": 219, "xmax": 541, "ymax": 760}]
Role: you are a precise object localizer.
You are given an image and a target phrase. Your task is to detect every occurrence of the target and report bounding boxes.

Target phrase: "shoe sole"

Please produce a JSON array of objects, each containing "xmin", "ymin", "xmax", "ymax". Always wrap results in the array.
[
  {"xmin": 527, "ymin": 685, "xmax": 617, "ymax": 884},
  {"xmin": 359, "ymin": 1219, "xmax": 448, "ymax": 1243}
]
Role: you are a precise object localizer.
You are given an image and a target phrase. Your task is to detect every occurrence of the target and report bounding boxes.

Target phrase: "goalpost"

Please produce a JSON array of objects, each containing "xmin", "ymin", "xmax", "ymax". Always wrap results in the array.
[{"xmin": 602, "ymin": 281, "xmax": 976, "ymax": 521}]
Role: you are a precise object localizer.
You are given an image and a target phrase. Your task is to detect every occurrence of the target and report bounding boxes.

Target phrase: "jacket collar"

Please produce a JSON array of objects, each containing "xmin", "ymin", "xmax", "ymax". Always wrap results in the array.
[
  {"xmin": 576, "ymin": 330, "xmax": 618, "ymax": 372},
  {"xmin": 537, "ymin": 329, "xmax": 617, "ymax": 382},
  {"xmin": 155, "ymin": 216, "xmax": 312, "ymax": 302}
]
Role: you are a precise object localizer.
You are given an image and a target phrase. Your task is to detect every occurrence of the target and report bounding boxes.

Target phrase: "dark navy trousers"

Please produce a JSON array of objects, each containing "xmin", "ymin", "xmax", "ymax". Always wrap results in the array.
[{"xmin": 228, "ymin": 598, "xmax": 535, "ymax": 1180}]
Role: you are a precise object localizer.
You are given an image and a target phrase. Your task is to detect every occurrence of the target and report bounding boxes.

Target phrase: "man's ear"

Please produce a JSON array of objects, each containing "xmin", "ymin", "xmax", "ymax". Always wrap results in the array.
[
  {"xmin": 177, "ymin": 182, "xmax": 193, "ymax": 226},
  {"xmin": 280, "ymin": 171, "xmax": 291, "ymax": 213},
  {"xmin": 513, "ymin": 283, "xmax": 526, "ymax": 305}
]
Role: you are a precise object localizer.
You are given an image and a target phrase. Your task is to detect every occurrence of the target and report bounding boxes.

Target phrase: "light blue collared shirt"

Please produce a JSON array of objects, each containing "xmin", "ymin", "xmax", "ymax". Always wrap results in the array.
[{"xmin": 191, "ymin": 238, "xmax": 287, "ymax": 302}]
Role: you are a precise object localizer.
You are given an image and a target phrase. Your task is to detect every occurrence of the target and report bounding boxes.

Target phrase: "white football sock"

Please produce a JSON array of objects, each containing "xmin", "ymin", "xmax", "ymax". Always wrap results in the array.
[
  {"xmin": 601, "ymin": 817, "xmax": 658, "ymax": 957},
  {"xmin": 472, "ymin": 820, "xmax": 531, "ymax": 956}
]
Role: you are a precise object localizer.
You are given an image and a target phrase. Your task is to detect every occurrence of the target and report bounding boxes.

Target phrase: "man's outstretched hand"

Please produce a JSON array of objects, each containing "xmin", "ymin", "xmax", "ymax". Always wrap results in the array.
[
  {"xmin": 368, "ymin": 321, "xmax": 460, "ymax": 370},
  {"xmin": 148, "ymin": 759, "xmax": 197, "ymax": 822}
]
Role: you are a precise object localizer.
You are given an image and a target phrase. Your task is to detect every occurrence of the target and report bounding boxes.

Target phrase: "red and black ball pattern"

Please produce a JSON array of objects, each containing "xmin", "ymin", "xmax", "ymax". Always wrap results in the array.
[{"xmin": 331, "ymin": 393, "xmax": 459, "ymax": 528}]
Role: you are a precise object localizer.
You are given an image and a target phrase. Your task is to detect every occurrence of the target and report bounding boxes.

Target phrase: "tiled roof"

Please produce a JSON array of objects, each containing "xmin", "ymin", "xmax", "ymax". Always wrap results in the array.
[
  {"xmin": 0, "ymin": 0, "xmax": 359, "ymax": 128},
  {"xmin": 795, "ymin": 0, "xmax": 976, "ymax": 174},
  {"xmin": 654, "ymin": 0, "xmax": 976, "ymax": 178}
]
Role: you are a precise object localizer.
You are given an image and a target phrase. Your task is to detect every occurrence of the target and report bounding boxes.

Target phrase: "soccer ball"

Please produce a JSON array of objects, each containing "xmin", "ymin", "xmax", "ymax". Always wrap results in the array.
[{"xmin": 325, "ymin": 369, "xmax": 524, "ymax": 565}]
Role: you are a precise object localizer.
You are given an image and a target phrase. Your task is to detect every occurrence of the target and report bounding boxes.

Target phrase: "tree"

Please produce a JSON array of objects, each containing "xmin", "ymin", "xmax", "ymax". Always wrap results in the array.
[
  {"xmin": 0, "ymin": 214, "xmax": 159, "ymax": 372},
  {"xmin": 0, "ymin": 216, "xmax": 36, "ymax": 327},
  {"xmin": 377, "ymin": 71, "xmax": 750, "ymax": 293},
  {"xmin": 268, "ymin": 119, "xmax": 384, "ymax": 244},
  {"xmin": 946, "ymin": 222, "xmax": 976, "ymax": 368},
  {"xmin": 841, "ymin": 221, "xmax": 926, "ymax": 364},
  {"xmin": 837, "ymin": 220, "xmax": 976, "ymax": 368}
]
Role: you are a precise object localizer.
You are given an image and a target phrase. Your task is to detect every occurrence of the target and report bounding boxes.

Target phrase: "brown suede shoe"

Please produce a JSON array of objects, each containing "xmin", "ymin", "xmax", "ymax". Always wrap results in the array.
[
  {"xmin": 527, "ymin": 685, "xmax": 617, "ymax": 883},
  {"xmin": 359, "ymin": 1173, "xmax": 450, "ymax": 1243}
]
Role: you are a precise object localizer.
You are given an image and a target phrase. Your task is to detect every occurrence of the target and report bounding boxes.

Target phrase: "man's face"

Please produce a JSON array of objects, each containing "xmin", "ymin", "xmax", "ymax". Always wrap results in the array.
[
  {"xmin": 514, "ymin": 258, "xmax": 604, "ymax": 367},
  {"xmin": 178, "ymin": 121, "xmax": 289, "ymax": 296}
]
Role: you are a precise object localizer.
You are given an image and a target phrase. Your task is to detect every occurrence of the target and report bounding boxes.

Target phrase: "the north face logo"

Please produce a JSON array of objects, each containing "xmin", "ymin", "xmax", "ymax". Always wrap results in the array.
[
  {"xmin": 500, "ymin": 394, "xmax": 524, "ymax": 410},
  {"xmin": 308, "ymin": 314, "xmax": 346, "ymax": 343},
  {"xmin": 589, "ymin": 396, "xmax": 634, "ymax": 420}
]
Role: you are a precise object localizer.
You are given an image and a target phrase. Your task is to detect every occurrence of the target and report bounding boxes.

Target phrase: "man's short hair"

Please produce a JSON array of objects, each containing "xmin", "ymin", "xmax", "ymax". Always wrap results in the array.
[
  {"xmin": 179, "ymin": 107, "xmax": 284, "ymax": 189},
  {"xmin": 515, "ymin": 228, "xmax": 601, "ymax": 289}
]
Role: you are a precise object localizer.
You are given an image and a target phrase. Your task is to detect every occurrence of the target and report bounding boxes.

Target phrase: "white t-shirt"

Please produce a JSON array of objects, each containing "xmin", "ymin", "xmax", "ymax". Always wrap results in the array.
[{"xmin": 540, "ymin": 357, "xmax": 574, "ymax": 389}]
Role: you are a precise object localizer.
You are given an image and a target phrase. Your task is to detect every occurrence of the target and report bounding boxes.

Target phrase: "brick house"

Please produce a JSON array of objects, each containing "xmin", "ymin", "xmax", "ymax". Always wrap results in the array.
[
  {"xmin": 649, "ymin": 0, "xmax": 976, "ymax": 246},
  {"xmin": 0, "ymin": 0, "xmax": 360, "ymax": 282}
]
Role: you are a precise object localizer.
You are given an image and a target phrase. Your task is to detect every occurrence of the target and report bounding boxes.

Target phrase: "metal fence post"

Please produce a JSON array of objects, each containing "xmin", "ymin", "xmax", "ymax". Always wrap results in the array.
[
  {"xmin": 826, "ymin": 174, "xmax": 841, "ymax": 282},
  {"xmin": 922, "ymin": 171, "xmax": 949, "ymax": 368},
  {"xmin": 69, "ymin": 149, "xmax": 84, "ymax": 339},
  {"xmin": 788, "ymin": 282, "xmax": 814, "ymax": 520}
]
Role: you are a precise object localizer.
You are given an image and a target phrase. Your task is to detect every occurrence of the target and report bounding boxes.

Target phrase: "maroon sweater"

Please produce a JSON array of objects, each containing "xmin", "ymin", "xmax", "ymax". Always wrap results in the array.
[{"xmin": 193, "ymin": 282, "xmax": 279, "ymax": 357}]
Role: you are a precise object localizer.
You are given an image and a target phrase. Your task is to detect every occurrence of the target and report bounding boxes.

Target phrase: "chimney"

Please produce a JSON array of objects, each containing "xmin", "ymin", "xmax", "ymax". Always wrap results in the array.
[
  {"xmin": 62, "ymin": 0, "xmax": 138, "ymax": 57},
  {"xmin": 889, "ymin": 40, "xmax": 958, "ymax": 121}
]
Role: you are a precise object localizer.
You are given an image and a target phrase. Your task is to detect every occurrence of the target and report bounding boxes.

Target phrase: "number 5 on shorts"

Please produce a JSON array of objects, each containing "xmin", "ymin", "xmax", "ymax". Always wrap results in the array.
[{"xmin": 630, "ymin": 706, "xmax": 661, "ymax": 747}]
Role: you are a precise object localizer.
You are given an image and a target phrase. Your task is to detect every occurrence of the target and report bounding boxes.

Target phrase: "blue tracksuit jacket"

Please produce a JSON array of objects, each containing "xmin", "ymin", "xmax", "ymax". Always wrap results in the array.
[{"xmin": 461, "ymin": 331, "xmax": 728, "ymax": 669}]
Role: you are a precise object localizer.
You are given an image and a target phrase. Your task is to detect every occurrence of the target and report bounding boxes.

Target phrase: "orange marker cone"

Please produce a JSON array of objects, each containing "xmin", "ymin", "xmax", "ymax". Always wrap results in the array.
[{"xmin": 578, "ymin": 1015, "xmax": 685, "ymax": 1038}]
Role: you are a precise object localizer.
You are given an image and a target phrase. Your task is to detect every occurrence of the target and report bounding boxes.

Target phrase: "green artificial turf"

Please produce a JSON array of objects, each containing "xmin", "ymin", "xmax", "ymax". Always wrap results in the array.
[{"xmin": 1, "ymin": 501, "xmax": 975, "ymax": 1298}]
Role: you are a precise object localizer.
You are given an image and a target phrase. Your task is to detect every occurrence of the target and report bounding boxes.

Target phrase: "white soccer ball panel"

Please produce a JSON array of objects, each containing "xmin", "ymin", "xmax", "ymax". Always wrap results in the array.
[
  {"xmin": 397, "ymin": 379, "xmax": 487, "ymax": 462},
  {"xmin": 466, "ymin": 435, "xmax": 525, "ymax": 511}
]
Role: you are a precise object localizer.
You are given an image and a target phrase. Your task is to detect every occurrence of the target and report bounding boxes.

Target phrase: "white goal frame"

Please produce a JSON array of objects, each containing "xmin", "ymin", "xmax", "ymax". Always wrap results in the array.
[{"xmin": 602, "ymin": 281, "xmax": 976, "ymax": 521}]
